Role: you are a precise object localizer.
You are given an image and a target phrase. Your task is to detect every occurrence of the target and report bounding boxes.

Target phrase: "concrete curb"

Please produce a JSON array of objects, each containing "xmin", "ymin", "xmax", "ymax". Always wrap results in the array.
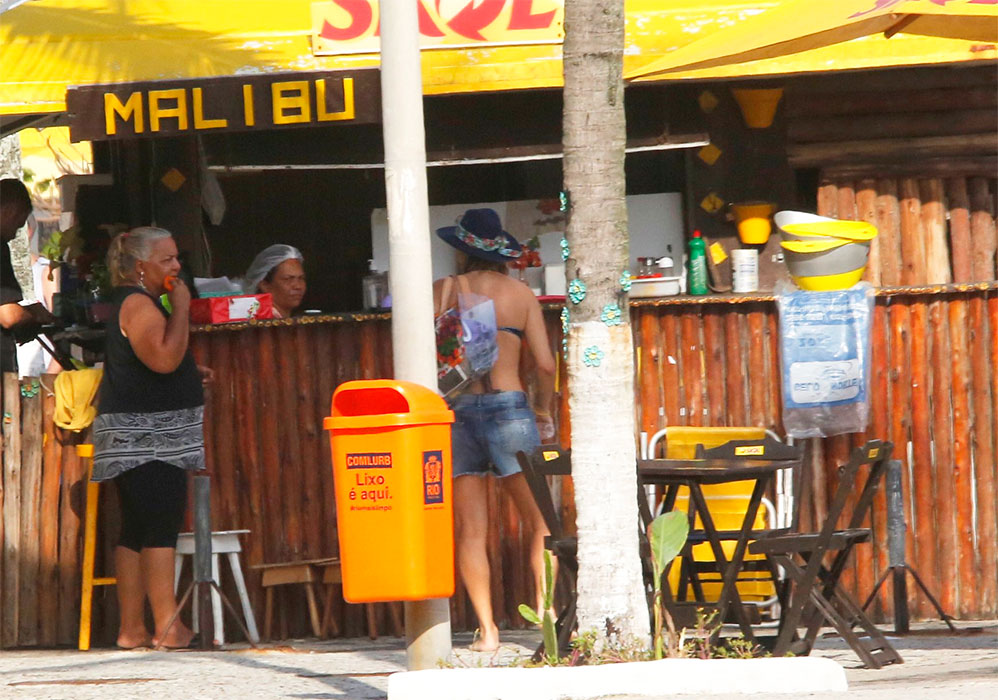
[{"xmin": 387, "ymin": 656, "xmax": 848, "ymax": 699}]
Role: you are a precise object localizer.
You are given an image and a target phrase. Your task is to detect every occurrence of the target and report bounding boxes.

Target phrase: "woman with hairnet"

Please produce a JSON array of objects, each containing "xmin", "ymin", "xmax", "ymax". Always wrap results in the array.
[{"xmin": 243, "ymin": 244, "xmax": 307, "ymax": 319}]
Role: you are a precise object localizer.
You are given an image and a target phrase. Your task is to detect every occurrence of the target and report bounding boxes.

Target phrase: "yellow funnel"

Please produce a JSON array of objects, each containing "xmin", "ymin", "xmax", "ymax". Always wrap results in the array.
[
  {"xmin": 732, "ymin": 202, "xmax": 775, "ymax": 244},
  {"xmin": 731, "ymin": 88, "xmax": 783, "ymax": 129}
]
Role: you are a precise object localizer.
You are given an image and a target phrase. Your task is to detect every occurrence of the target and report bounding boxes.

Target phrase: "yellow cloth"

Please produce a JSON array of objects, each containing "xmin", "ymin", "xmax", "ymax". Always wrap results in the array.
[{"xmin": 53, "ymin": 368, "xmax": 103, "ymax": 432}]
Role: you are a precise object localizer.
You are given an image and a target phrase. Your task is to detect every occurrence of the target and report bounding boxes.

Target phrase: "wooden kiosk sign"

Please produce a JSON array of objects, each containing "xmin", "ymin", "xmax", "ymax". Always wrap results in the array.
[{"xmin": 66, "ymin": 69, "xmax": 381, "ymax": 141}]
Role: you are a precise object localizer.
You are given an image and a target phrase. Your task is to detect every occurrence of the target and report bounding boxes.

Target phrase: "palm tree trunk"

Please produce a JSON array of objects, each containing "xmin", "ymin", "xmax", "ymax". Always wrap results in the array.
[{"xmin": 562, "ymin": 0, "xmax": 650, "ymax": 646}]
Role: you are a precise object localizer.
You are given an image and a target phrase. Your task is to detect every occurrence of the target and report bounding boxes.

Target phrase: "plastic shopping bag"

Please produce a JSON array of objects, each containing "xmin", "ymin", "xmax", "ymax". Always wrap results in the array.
[
  {"xmin": 777, "ymin": 282, "xmax": 874, "ymax": 438},
  {"xmin": 435, "ymin": 276, "xmax": 498, "ymax": 397}
]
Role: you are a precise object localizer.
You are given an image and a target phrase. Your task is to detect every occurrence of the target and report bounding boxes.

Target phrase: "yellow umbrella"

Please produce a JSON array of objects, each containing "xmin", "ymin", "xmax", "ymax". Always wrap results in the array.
[{"xmin": 626, "ymin": 0, "xmax": 998, "ymax": 81}]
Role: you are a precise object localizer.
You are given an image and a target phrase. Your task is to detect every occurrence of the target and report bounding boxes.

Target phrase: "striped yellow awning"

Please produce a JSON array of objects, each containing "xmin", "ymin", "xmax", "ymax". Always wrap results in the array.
[{"xmin": 2, "ymin": 0, "xmax": 994, "ymax": 119}]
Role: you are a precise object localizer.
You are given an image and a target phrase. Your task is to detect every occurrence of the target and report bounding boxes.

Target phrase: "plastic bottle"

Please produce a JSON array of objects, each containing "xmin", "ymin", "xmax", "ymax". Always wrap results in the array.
[
  {"xmin": 687, "ymin": 230, "xmax": 709, "ymax": 296},
  {"xmin": 362, "ymin": 260, "xmax": 387, "ymax": 310}
]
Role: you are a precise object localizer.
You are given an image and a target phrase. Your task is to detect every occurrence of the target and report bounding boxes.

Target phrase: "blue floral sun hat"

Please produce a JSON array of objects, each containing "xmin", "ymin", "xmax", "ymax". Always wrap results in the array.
[{"xmin": 436, "ymin": 208, "xmax": 522, "ymax": 263}]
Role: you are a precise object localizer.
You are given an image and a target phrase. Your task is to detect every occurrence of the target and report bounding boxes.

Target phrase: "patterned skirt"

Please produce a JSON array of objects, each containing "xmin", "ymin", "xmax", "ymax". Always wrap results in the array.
[{"xmin": 92, "ymin": 406, "xmax": 205, "ymax": 482}]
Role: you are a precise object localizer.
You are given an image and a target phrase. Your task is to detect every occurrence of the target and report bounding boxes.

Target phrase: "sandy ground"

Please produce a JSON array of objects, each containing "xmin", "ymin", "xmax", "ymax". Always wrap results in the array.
[{"xmin": 0, "ymin": 622, "xmax": 993, "ymax": 699}]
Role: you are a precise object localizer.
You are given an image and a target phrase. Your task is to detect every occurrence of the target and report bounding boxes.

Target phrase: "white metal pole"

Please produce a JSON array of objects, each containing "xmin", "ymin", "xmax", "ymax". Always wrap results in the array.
[{"xmin": 378, "ymin": 0, "xmax": 452, "ymax": 670}]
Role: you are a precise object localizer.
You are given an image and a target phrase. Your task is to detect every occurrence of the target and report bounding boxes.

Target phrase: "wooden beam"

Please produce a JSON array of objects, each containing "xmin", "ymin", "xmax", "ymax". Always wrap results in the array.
[
  {"xmin": 789, "ymin": 134, "xmax": 998, "ymax": 168},
  {"xmin": 788, "ymin": 109, "xmax": 997, "ymax": 143},
  {"xmin": 785, "ymin": 86, "xmax": 997, "ymax": 118},
  {"xmin": 821, "ymin": 158, "xmax": 998, "ymax": 180}
]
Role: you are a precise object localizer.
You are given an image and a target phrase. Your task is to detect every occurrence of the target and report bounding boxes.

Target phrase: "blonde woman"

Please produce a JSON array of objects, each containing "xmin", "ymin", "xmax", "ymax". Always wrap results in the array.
[{"xmin": 93, "ymin": 227, "xmax": 211, "ymax": 649}]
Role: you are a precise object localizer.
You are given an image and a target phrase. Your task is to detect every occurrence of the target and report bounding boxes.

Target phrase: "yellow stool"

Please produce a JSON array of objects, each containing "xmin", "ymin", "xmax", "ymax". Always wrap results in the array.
[{"xmin": 77, "ymin": 444, "xmax": 117, "ymax": 651}]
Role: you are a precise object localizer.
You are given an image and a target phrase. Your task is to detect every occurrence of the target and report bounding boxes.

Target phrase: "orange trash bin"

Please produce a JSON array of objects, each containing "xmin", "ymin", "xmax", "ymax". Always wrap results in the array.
[{"xmin": 324, "ymin": 380, "xmax": 455, "ymax": 603}]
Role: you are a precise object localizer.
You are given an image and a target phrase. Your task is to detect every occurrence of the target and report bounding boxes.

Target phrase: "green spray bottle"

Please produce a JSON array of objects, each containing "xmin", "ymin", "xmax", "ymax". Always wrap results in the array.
[{"xmin": 687, "ymin": 229, "xmax": 708, "ymax": 296}]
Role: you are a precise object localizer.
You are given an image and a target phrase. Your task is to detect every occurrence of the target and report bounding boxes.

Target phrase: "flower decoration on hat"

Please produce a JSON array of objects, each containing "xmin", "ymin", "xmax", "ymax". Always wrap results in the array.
[
  {"xmin": 455, "ymin": 220, "xmax": 522, "ymax": 258},
  {"xmin": 568, "ymin": 278, "xmax": 587, "ymax": 305},
  {"xmin": 601, "ymin": 303, "xmax": 622, "ymax": 327},
  {"xmin": 583, "ymin": 345, "xmax": 604, "ymax": 368},
  {"xmin": 435, "ymin": 208, "xmax": 523, "ymax": 264}
]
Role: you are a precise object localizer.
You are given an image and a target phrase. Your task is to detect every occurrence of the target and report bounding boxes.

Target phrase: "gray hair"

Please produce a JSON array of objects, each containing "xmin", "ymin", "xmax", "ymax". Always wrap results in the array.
[
  {"xmin": 107, "ymin": 226, "xmax": 173, "ymax": 286},
  {"xmin": 242, "ymin": 244, "xmax": 304, "ymax": 293}
]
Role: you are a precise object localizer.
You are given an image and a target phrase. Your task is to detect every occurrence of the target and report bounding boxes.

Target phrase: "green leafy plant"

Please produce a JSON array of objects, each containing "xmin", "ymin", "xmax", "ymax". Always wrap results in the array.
[
  {"xmin": 648, "ymin": 510, "xmax": 690, "ymax": 660},
  {"xmin": 518, "ymin": 549, "xmax": 558, "ymax": 665}
]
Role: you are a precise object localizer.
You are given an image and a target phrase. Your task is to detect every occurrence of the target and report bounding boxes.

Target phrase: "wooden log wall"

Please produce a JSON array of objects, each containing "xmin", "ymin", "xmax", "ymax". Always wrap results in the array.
[
  {"xmin": 815, "ymin": 177, "xmax": 997, "ymax": 288},
  {"xmin": 2, "ymin": 284, "xmax": 996, "ymax": 647},
  {"xmin": 1, "ymin": 375, "xmax": 91, "ymax": 649},
  {"xmin": 631, "ymin": 285, "xmax": 998, "ymax": 623},
  {"xmin": 785, "ymin": 66, "xmax": 998, "ymax": 178}
]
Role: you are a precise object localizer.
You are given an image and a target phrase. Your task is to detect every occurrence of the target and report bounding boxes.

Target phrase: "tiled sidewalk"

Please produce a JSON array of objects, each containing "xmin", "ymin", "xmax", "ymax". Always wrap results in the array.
[{"xmin": 0, "ymin": 622, "xmax": 993, "ymax": 699}]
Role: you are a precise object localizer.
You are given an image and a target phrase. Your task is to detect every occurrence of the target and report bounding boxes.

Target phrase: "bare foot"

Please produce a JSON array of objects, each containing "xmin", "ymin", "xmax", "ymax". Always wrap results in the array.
[
  {"xmin": 470, "ymin": 625, "xmax": 499, "ymax": 652},
  {"xmin": 153, "ymin": 623, "xmax": 195, "ymax": 649},
  {"xmin": 116, "ymin": 632, "xmax": 152, "ymax": 649}
]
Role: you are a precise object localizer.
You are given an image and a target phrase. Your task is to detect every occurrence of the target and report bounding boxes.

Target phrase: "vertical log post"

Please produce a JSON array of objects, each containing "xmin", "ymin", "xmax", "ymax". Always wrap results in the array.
[
  {"xmin": 856, "ymin": 180, "xmax": 881, "ymax": 286},
  {"xmin": 2, "ymin": 375, "xmax": 22, "ymax": 646},
  {"xmin": 39, "ymin": 384, "xmax": 62, "ymax": 646},
  {"xmin": 887, "ymin": 302, "xmax": 916, "ymax": 611},
  {"xmin": 899, "ymin": 178, "xmax": 928, "ymax": 286},
  {"xmin": 946, "ymin": 178, "xmax": 973, "ymax": 283},
  {"xmin": 969, "ymin": 178, "xmax": 997, "ymax": 281},
  {"xmin": 929, "ymin": 300, "xmax": 958, "ymax": 615},
  {"xmin": 876, "ymin": 179, "xmax": 903, "ymax": 287},
  {"xmin": 969, "ymin": 296, "xmax": 997, "ymax": 616},
  {"xmin": 18, "ymin": 387, "xmax": 43, "ymax": 646},
  {"xmin": 908, "ymin": 299, "xmax": 935, "ymax": 617},
  {"xmin": 948, "ymin": 297, "xmax": 976, "ymax": 617},
  {"xmin": 869, "ymin": 302, "xmax": 892, "ymax": 617},
  {"xmin": 723, "ymin": 312, "xmax": 746, "ymax": 427},
  {"xmin": 920, "ymin": 179, "xmax": 952, "ymax": 285}
]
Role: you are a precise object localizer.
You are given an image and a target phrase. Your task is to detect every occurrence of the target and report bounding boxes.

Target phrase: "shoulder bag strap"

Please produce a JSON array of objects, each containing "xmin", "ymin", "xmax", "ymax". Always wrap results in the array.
[{"xmin": 436, "ymin": 275, "xmax": 456, "ymax": 316}]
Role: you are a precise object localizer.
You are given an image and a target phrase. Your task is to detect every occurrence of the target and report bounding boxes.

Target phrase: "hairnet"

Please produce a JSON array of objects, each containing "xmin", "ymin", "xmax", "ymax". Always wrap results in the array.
[{"xmin": 242, "ymin": 244, "xmax": 304, "ymax": 293}]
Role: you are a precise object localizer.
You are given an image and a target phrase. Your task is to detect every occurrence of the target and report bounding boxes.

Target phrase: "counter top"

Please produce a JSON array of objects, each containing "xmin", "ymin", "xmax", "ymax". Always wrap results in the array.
[{"xmin": 191, "ymin": 281, "xmax": 996, "ymax": 332}]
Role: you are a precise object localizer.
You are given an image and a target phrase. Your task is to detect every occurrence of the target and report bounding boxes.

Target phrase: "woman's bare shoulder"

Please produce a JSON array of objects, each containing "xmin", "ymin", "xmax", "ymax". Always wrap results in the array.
[{"xmin": 119, "ymin": 290, "xmax": 157, "ymax": 321}]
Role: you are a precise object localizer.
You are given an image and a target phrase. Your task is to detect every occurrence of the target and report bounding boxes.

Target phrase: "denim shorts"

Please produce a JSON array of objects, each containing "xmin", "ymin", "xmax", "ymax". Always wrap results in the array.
[{"xmin": 449, "ymin": 391, "xmax": 540, "ymax": 478}]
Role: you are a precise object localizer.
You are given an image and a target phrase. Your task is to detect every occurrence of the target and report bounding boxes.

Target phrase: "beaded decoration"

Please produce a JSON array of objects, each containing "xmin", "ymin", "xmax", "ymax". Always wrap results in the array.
[
  {"xmin": 619, "ymin": 270, "xmax": 632, "ymax": 293},
  {"xmin": 568, "ymin": 278, "xmax": 587, "ymax": 305}
]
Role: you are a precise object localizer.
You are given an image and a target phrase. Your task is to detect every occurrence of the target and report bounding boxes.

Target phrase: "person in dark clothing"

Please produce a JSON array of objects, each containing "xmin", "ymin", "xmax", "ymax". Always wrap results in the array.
[
  {"xmin": 1, "ymin": 178, "xmax": 53, "ymax": 373},
  {"xmin": 93, "ymin": 226, "xmax": 213, "ymax": 649}
]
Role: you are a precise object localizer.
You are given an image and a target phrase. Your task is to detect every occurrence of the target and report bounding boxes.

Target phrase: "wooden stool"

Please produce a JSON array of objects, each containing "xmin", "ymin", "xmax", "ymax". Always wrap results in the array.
[
  {"xmin": 316, "ymin": 560, "xmax": 404, "ymax": 640},
  {"xmin": 252, "ymin": 558, "xmax": 335, "ymax": 641},
  {"xmin": 174, "ymin": 529, "xmax": 259, "ymax": 645},
  {"xmin": 77, "ymin": 444, "xmax": 116, "ymax": 651}
]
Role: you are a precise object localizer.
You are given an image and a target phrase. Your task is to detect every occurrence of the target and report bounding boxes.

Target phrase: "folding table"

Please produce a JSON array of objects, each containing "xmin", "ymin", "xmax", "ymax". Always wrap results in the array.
[{"xmin": 637, "ymin": 457, "xmax": 797, "ymax": 643}]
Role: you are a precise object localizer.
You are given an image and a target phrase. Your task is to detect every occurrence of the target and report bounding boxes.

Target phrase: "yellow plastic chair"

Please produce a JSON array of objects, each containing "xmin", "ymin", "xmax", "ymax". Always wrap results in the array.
[
  {"xmin": 647, "ymin": 427, "xmax": 780, "ymax": 617},
  {"xmin": 77, "ymin": 444, "xmax": 117, "ymax": 650}
]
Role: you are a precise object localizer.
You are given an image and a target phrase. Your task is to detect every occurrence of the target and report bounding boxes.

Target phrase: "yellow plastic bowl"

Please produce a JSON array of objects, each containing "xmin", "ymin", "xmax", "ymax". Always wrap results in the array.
[{"xmin": 791, "ymin": 267, "xmax": 866, "ymax": 291}]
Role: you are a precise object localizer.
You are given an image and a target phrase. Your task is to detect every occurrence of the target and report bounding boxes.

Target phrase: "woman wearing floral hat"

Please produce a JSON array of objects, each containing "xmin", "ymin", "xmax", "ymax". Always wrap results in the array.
[{"xmin": 435, "ymin": 208, "xmax": 556, "ymax": 652}]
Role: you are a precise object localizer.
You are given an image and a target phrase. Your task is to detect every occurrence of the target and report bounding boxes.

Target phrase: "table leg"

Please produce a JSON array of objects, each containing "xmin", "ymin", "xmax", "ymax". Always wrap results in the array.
[
  {"xmin": 305, "ymin": 581, "xmax": 322, "ymax": 638},
  {"xmin": 689, "ymin": 477, "xmax": 768, "ymax": 642},
  {"xmin": 227, "ymin": 552, "xmax": 260, "ymax": 643},
  {"xmin": 211, "ymin": 554, "xmax": 224, "ymax": 646}
]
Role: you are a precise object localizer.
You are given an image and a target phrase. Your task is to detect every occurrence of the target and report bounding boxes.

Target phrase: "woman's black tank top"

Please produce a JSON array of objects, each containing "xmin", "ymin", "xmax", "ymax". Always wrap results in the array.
[{"xmin": 98, "ymin": 286, "xmax": 204, "ymax": 414}]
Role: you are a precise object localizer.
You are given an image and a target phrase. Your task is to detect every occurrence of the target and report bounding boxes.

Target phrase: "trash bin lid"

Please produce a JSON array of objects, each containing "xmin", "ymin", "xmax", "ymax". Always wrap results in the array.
[{"xmin": 324, "ymin": 379, "xmax": 454, "ymax": 431}]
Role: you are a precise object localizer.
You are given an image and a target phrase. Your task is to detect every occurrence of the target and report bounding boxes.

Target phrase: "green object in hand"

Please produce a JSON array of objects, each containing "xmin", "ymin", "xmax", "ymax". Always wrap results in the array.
[{"xmin": 160, "ymin": 294, "xmax": 172, "ymax": 314}]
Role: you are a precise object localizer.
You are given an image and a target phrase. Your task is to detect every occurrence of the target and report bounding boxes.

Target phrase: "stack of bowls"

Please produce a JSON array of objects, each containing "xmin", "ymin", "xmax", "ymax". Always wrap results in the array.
[{"xmin": 774, "ymin": 211, "xmax": 877, "ymax": 291}]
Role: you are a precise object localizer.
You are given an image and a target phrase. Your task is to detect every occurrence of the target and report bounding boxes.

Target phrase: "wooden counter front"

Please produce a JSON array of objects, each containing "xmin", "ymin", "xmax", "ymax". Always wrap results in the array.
[{"xmin": 182, "ymin": 281, "xmax": 997, "ymax": 639}]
